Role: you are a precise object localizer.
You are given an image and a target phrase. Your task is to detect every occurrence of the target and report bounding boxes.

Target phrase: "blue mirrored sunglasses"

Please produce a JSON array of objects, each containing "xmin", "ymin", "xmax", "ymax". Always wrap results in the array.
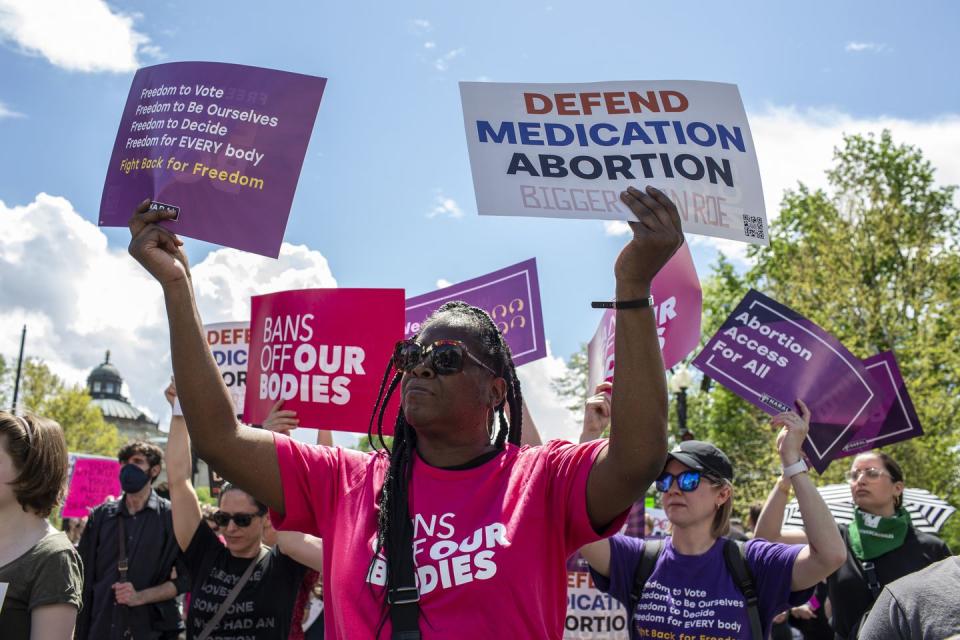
[{"xmin": 655, "ymin": 470, "xmax": 703, "ymax": 493}]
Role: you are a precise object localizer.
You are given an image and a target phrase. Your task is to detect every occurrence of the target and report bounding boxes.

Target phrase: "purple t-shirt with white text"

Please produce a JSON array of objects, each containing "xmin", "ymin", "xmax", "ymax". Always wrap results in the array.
[{"xmin": 590, "ymin": 535, "xmax": 810, "ymax": 640}]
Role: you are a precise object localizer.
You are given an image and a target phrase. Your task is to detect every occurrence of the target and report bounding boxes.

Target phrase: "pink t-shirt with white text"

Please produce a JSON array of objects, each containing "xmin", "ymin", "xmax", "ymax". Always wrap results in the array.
[{"xmin": 271, "ymin": 436, "xmax": 625, "ymax": 639}]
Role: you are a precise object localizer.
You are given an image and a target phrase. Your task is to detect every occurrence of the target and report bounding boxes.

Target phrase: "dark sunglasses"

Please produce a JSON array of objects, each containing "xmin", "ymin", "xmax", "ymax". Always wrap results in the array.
[
  {"xmin": 393, "ymin": 339, "xmax": 498, "ymax": 376},
  {"xmin": 655, "ymin": 470, "xmax": 715, "ymax": 493},
  {"xmin": 211, "ymin": 511, "xmax": 260, "ymax": 528}
]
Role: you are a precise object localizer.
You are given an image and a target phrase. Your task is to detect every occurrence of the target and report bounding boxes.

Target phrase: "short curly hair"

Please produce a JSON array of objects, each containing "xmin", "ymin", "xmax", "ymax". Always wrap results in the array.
[
  {"xmin": 117, "ymin": 440, "xmax": 164, "ymax": 469},
  {"xmin": 0, "ymin": 412, "xmax": 69, "ymax": 518}
]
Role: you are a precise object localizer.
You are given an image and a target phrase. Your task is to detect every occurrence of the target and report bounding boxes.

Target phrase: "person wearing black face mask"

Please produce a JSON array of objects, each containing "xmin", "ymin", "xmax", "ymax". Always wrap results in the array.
[{"xmin": 76, "ymin": 441, "xmax": 189, "ymax": 640}]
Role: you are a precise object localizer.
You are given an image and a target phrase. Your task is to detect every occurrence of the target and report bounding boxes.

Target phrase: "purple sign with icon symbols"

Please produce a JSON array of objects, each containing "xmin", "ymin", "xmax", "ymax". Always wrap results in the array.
[
  {"xmin": 404, "ymin": 258, "xmax": 547, "ymax": 367},
  {"xmin": 835, "ymin": 351, "xmax": 923, "ymax": 459},
  {"xmin": 692, "ymin": 289, "xmax": 881, "ymax": 473},
  {"xmin": 98, "ymin": 61, "xmax": 326, "ymax": 257}
]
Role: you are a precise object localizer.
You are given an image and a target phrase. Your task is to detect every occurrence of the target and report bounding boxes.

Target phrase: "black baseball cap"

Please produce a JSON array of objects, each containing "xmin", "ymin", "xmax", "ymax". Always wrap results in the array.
[{"xmin": 665, "ymin": 440, "xmax": 734, "ymax": 482}]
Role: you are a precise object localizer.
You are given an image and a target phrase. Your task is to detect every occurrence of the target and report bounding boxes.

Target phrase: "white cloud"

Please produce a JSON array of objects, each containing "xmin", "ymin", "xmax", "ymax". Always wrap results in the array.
[
  {"xmin": 0, "ymin": 0, "xmax": 156, "ymax": 72},
  {"xmin": 423, "ymin": 41, "xmax": 436, "ymax": 50},
  {"xmin": 435, "ymin": 279, "xmax": 452, "ymax": 289},
  {"xmin": 0, "ymin": 193, "xmax": 336, "ymax": 429},
  {"xmin": 515, "ymin": 342, "xmax": 580, "ymax": 443},
  {"xmin": 689, "ymin": 106, "xmax": 960, "ymax": 265},
  {"xmin": 408, "ymin": 18, "xmax": 431, "ymax": 33},
  {"xmin": 845, "ymin": 41, "xmax": 887, "ymax": 53},
  {"xmin": 433, "ymin": 47, "xmax": 465, "ymax": 71},
  {"xmin": 604, "ymin": 220, "xmax": 630, "ymax": 236},
  {"xmin": 0, "ymin": 100, "xmax": 23, "ymax": 118},
  {"xmin": 427, "ymin": 191, "xmax": 464, "ymax": 218}
]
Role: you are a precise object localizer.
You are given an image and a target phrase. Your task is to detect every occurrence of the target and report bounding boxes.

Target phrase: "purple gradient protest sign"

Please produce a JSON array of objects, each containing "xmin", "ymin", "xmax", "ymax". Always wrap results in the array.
[
  {"xmin": 692, "ymin": 289, "xmax": 879, "ymax": 473},
  {"xmin": 836, "ymin": 352, "xmax": 923, "ymax": 459},
  {"xmin": 99, "ymin": 62, "xmax": 326, "ymax": 257},
  {"xmin": 405, "ymin": 259, "xmax": 547, "ymax": 367}
]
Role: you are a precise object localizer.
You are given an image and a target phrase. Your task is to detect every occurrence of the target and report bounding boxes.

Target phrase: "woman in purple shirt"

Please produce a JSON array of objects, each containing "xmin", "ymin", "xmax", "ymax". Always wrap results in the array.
[{"xmin": 581, "ymin": 401, "xmax": 847, "ymax": 640}]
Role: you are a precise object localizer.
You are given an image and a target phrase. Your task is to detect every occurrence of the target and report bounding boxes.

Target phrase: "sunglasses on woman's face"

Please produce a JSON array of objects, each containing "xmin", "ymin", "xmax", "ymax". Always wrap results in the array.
[
  {"xmin": 847, "ymin": 467, "xmax": 890, "ymax": 483},
  {"xmin": 211, "ymin": 511, "xmax": 260, "ymax": 528},
  {"xmin": 393, "ymin": 339, "xmax": 497, "ymax": 376},
  {"xmin": 656, "ymin": 470, "xmax": 709, "ymax": 493}
]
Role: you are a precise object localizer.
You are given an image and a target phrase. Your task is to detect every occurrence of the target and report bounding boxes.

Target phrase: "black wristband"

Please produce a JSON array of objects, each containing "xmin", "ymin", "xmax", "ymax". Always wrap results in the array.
[{"xmin": 591, "ymin": 296, "xmax": 654, "ymax": 310}]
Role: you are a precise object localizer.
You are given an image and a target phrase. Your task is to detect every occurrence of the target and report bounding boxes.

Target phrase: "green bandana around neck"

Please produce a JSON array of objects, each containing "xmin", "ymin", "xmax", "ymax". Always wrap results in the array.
[{"xmin": 848, "ymin": 507, "xmax": 911, "ymax": 560}]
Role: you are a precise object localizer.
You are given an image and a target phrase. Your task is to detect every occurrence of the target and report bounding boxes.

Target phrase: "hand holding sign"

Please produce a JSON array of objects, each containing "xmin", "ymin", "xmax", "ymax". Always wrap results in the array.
[
  {"xmin": 128, "ymin": 199, "xmax": 190, "ymax": 286},
  {"xmin": 772, "ymin": 400, "xmax": 811, "ymax": 466},
  {"xmin": 614, "ymin": 186, "xmax": 684, "ymax": 289}
]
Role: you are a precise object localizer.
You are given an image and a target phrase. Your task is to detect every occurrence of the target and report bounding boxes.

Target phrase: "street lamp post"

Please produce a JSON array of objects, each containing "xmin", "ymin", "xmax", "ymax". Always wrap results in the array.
[{"xmin": 669, "ymin": 366, "xmax": 694, "ymax": 441}]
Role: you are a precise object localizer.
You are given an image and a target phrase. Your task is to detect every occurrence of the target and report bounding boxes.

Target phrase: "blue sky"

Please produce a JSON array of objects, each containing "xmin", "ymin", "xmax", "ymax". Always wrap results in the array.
[{"xmin": 2, "ymin": 0, "xmax": 959, "ymax": 438}]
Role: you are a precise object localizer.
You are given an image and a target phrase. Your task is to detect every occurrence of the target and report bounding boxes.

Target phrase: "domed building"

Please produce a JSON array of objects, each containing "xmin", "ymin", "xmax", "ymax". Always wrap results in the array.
[{"xmin": 87, "ymin": 351, "xmax": 159, "ymax": 441}]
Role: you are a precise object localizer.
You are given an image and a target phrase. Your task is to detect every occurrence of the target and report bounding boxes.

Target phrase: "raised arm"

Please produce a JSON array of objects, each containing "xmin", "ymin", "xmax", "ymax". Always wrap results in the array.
[
  {"xmin": 164, "ymin": 381, "xmax": 203, "ymax": 551},
  {"xmin": 127, "ymin": 202, "xmax": 283, "ymax": 511},
  {"xmin": 586, "ymin": 186, "xmax": 681, "ymax": 529},
  {"xmin": 772, "ymin": 401, "xmax": 847, "ymax": 590},
  {"xmin": 754, "ymin": 475, "xmax": 809, "ymax": 545},
  {"xmin": 275, "ymin": 531, "xmax": 325, "ymax": 572},
  {"xmin": 579, "ymin": 382, "xmax": 612, "ymax": 444},
  {"xmin": 519, "ymin": 400, "xmax": 543, "ymax": 446}
]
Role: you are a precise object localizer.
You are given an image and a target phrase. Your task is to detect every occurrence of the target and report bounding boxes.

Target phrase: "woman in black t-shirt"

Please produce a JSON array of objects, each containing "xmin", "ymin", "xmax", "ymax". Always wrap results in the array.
[
  {"xmin": 755, "ymin": 450, "xmax": 951, "ymax": 639},
  {"xmin": 165, "ymin": 383, "xmax": 324, "ymax": 639}
]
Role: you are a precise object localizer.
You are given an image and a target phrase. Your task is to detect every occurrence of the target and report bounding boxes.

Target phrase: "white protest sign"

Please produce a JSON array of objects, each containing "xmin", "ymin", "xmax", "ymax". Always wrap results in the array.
[
  {"xmin": 205, "ymin": 321, "xmax": 250, "ymax": 415},
  {"xmin": 172, "ymin": 322, "xmax": 249, "ymax": 417},
  {"xmin": 460, "ymin": 80, "xmax": 768, "ymax": 245}
]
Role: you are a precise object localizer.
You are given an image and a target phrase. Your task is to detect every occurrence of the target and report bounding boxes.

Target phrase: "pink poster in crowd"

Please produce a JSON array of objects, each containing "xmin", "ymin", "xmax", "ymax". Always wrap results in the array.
[
  {"xmin": 62, "ymin": 457, "xmax": 121, "ymax": 518},
  {"xmin": 586, "ymin": 243, "xmax": 702, "ymax": 391},
  {"xmin": 243, "ymin": 288, "xmax": 404, "ymax": 434}
]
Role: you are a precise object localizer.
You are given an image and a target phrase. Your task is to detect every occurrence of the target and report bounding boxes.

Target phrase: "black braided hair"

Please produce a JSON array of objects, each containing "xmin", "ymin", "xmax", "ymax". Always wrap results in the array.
[{"xmin": 365, "ymin": 301, "xmax": 523, "ymax": 635}]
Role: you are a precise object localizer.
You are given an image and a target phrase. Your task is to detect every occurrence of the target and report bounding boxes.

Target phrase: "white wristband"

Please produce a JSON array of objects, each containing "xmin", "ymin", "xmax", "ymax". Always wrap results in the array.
[{"xmin": 781, "ymin": 459, "xmax": 808, "ymax": 478}]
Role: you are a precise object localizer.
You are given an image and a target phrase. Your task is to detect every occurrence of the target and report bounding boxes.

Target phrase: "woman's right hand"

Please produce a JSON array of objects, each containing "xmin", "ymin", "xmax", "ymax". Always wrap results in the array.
[
  {"xmin": 164, "ymin": 378, "xmax": 177, "ymax": 409},
  {"xmin": 262, "ymin": 399, "xmax": 300, "ymax": 436},
  {"xmin": 127, "ymin": 198, "xmax": 190, "ymax": 286}
]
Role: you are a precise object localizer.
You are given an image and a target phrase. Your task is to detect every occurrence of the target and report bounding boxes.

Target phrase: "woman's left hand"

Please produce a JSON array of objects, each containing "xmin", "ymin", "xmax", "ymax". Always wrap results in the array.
[{"xmin": 772, "ymin": 399, "xmax": 810, "ymax": 465}]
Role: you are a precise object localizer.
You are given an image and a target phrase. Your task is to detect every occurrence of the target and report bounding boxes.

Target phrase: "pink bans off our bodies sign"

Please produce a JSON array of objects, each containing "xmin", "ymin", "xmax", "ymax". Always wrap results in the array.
[
  {"xmin": 243, "ymin": 289, "xmax": 405, "ymax": 434},
  {"xmin": 587, "ymin": 243, "xmax": 702, "ymax": 391},
  {"xmin": 62, "ymin": 457, "xmax": 121, "ymax": 518}
]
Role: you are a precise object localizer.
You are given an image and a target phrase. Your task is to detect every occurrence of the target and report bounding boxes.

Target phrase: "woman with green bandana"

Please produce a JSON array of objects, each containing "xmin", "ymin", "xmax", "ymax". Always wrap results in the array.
[{"xmin": 754, "ymin": 451, "xmax": 951, "ymax": 639}]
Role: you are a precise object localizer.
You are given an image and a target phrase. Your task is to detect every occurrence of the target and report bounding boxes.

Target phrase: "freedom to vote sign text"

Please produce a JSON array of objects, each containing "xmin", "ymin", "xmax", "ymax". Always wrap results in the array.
[
  {"xmin": 586, "ymin": 243, "xmax": 702, "ymax": 390},
  {"xmin": 62, "ymin": 456, "xmax": 121, "ymax": 518},
  {"xmin": 405, "ymin": 259, "xmax": 547, "ymax": 367},
  {"xmin": 244, "ymin": 289, "xmax": 404, "ymax": 433},
  {"xmin": 692, "ymin": 289, "xmax": 878, "ymax": 473},
  {"xmin": 99, "ymin": 62, "xmax": 326, "ymax": 257},
  {"xmin": 460, "ymin": 80, "xmax": 768, "ymax": 245}
]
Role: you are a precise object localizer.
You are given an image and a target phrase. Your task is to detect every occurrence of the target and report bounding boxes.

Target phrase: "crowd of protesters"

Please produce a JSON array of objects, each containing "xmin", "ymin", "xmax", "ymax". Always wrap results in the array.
[{"xmin": 0, "ymin": 188, "xmax": 956, "ymax": 639}]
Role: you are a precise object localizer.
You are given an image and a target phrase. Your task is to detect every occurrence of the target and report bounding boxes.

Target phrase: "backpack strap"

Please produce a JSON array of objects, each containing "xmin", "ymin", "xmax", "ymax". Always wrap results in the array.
[
  {"xmin": 630, "ymin": 539, "xmax": 664, "ymax": 617},
  {"xmin": 723, "ymin": 539, "xmax": 762, "ymax": 640}
]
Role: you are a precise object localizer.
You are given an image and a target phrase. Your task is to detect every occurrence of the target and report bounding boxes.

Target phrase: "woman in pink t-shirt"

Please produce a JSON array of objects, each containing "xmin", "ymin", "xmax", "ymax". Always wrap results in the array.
[{"xmin": 125, "ymin": 185, "xmax": 683, "ymax": 638}]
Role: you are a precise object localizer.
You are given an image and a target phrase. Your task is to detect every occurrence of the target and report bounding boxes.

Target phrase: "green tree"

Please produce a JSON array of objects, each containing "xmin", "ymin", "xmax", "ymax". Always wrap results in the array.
[
  {"xmin": 555, "ymin": 131, "xmax": 960, "ymax": 548},
  {"xmin": 355, "ymin": 435, "xmax": 394, "ymax": 452},
  {"xmin": 551, "ymin": 343, "xmax": 590, "ymax": 415},
  {"xmin": 742, "ymin": 130, "xmax": 960, "ymax": 548},
  {"xmin": 19, "ymin": 358, "xmax": 122, "ymax": 457}
]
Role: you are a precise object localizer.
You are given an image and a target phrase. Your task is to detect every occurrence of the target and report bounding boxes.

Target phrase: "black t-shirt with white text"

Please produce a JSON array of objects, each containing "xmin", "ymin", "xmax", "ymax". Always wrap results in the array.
[{"xmin": 185, "ymin": 523, "xmax": 307, "ymax": 640}]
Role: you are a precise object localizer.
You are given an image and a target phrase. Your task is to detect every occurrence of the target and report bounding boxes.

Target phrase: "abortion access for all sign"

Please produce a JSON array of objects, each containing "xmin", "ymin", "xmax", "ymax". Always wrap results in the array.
[
  {"xmin": 405, "ymin": 259, "xmax": 547, "ymax": 367},
  {"xmin": 206, "ymin": 321, "xmax": 250, "ymax": 415},
  {"xmin": 692, "ymin": 290, "xmax": 879, "ymax": 473},
  {"xmin": 460, "ymin": 80, "xmax": 768, "ymax": 245},
  {"xmin": 586, "ymin": 243, "xmax": 702, "ymax": 391},
  {"xmin": 99, "ymin": 61, "xmax": 326, "ymax": 257},
  {"xmin": 243, "ymin": 289, "xmax": 404, "ymax": 433}
]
